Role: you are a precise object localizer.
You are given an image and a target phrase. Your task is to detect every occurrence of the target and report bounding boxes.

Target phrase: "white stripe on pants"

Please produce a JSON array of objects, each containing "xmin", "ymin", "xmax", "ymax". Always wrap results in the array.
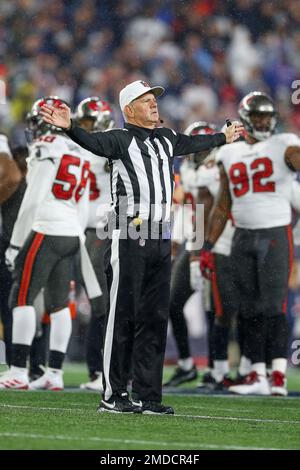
[{"xmin": 103, "ymin": 229, "xmax": 120, "ymax": 400}]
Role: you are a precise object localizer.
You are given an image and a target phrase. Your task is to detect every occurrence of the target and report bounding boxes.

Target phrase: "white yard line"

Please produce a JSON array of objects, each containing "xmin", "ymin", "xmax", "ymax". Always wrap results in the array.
[
  {"xmin": 0, "ymin": 432, "xmax": 283, "ymax": 450},
  {"xmin": 180, "ymin": 405, "xmax": 255, "ymax": 413},
  {"xmin": 1, "ymin": 403, "xmax": 300, "ymax": 424},
  {"xmin": 175, "ymin": 413, "xmax": 300, "ymax": 424},
  {"xmin": 166, "ymin": 392, "xmax": 300, "ymax": 400},
  {"xmin": 0, "ymin": 404, "xmax": 88, "ymax": 413}
]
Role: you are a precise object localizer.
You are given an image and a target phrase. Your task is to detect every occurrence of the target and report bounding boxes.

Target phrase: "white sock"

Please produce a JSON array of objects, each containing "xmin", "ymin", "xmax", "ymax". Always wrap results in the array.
[
  {"xmin": 10, "ymin": 365, "xmax": 28, "ymax": 375},
  {"xmin": 49, "ymin": 307, "xmax": 72, "ymax": 353},
  {"xmin": 239, "ymin": 356, "xmax": 252, "ymax": 376},
  {"xmin": 178, "ymin": 357, "xmax": 194, "ymax": 371},
  {"xmin": 12, "ymin": 306, "xmax": 36, "ymax": 345},
  {"xmin": 251, "ymin": 362, "xmax": 266, "ymax": 377},
  {"xmin": 272, "ymin": 358, "xmax": 287, "ymax": 375},
  {"xmin": 213, "ymin": 360, "xmax": 229, "ymax": 383}
]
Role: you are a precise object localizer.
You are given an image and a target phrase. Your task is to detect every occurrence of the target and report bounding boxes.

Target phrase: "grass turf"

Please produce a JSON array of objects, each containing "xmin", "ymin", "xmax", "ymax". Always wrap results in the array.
[{"xmin": 0, "ymin": 364, "xmax": 300, "ymax": 450}]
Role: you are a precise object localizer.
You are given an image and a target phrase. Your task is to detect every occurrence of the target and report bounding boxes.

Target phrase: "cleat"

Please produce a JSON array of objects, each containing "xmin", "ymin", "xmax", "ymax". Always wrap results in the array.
[
  {"xmin": 212, "ymin": 375, "xmax": 235, "ymax": 392},
  {"xmin": 197, "ymin": 372, "xmax": 247, "ymax": 391},
  {"xmin": 197, "ymin": 370, "xmax": 216, "ymax": 389},
  {"xmin": 29, "ymin": 369, "xmax": 64, "ymax": 391},
  {"xmin": 230, "ymin": 373, "xmax": 248, "ymax": 386},
  {"xmin": 0, "ymin": 367, "xmax": 29, "ymax": 390},
  {"xmin": 97, "ymin": 391, "xmax": 139, "ymax": 413},
  {"xmin": 219, "ymin": 374, "xmax": 247, "ymax": 389},
  {"xmin": 133, "ymin": 400, "xmax": 174, "ymax": 415},
  {"xmin": 229, "ymin": 371, "xmax": 270, "ymax": 395},
  {"xmin": 163, "ymin": 364, "xmax": 198, "ymax": 387},
  {"xmin": 80, "ymin": 373, "xmax": 103, "ymax": 392},
  {"xmin": 270, "ymin": 371, "xmax": 288, "ymax": 396},
  {"xmin": 198, "ymin": 374, "xmax": 236, "ymax": 392}
]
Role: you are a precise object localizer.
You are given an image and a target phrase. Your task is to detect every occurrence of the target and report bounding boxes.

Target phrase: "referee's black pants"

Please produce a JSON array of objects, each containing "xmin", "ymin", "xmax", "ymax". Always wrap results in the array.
[{"xmin": 103, "ymin": 228, "xmax": 171, "ymax": 402}]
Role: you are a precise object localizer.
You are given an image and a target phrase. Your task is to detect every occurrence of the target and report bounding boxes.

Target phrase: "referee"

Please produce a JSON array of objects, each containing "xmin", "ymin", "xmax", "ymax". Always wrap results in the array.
[{"xmin": 41, "ymin": 80, "xmax": 242, "ymax": 414}]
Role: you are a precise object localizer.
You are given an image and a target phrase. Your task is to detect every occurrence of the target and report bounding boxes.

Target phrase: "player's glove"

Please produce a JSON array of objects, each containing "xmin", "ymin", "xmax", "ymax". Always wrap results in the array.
[
  {"xmin": 5, "ymin": 244, "xmax": 20, "ymax": 272},
  {"xmin": 189, "ymin": 259, "xmax": 202, "ymax": 291},
  {"xmin": 200, "ymin": 241, "xmax": 215, "ymax": 280}
]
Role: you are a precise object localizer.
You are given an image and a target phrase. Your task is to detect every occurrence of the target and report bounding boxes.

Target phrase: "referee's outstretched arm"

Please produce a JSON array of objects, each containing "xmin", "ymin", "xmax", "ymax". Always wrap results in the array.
[
  {"xmin": 40, "ymin": 102, "xmax": 122, "ymax": 158},
  {"xmin": 40, "ymin": 101, "xmax": 243, "ymax": 160}
]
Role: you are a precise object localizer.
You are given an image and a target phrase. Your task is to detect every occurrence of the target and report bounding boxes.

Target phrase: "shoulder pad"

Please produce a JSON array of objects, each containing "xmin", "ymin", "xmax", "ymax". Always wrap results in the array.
[
  {"xmin": 275, "ymin": 133, "xmax": 300, "ymax": 146},
  {"xmin": 30, "ymin": 134, "xmax": 67, "ymax": 160}
]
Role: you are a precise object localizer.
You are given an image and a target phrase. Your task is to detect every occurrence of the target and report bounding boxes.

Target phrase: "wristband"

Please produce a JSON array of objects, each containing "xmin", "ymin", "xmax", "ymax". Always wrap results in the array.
[{"xmin": 202, "ymin": 240, "xmax": 214, "ymax": 251}]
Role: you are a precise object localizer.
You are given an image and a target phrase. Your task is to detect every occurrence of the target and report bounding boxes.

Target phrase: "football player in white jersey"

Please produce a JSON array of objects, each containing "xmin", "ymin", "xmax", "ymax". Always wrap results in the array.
[
  {"xmin": 196, "ymin": 154, "xmax": 238, "ymax": 389},
  {"xmin": 164, "ymin": 122, "xmax": 217, "ymax": 387},
  {"xmin": 0, "ymin": 97, "xmax": 92, "ymax": 391},
  {"xmin": 202, "ymin": 92, "xmax": 300, "ymax": 396},
  {"xmin": 74, "ymin": 97, "xmax": 113, "ymax": 392}
]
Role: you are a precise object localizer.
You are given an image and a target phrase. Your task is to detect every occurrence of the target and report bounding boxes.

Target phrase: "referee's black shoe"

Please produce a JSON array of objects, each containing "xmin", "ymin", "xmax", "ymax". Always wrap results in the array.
[
  {"xmin": 163, "ymin": 364, "xmax": 198, "ymax": 387},
  {"xmin": 97, "ymin": 391, "xmax": 141, "ymax": 413},
  {"xmin": 132, "ymin": 400, "xmax": 174, "ymax": 415}
]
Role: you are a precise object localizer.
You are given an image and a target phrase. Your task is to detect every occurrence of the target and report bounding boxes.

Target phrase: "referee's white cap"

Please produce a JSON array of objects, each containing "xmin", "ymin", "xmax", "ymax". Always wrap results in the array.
[{"xmin": 119, "ymin": 80, "xmax": 164, "ymax": 111}]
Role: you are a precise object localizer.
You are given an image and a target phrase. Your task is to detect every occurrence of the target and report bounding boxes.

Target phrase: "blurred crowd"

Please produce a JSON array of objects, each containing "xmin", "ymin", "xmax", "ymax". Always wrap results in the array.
[{"xmin": 1, "ymin": 0, "xmax": 300, "ymax": 144}]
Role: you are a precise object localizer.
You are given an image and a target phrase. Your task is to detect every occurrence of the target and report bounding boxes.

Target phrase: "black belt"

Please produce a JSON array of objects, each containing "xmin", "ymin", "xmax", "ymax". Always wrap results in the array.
[
  {"xmin": 127, "ymin": 217, "xmax": 171, "ymax": 239},
  {"xmin": 127, "ymin": 217, "xmax": 171, "ymax": 237},
  {"xmin": 106, "ymin": 214, "xmax": 171, "ymax": 239}
]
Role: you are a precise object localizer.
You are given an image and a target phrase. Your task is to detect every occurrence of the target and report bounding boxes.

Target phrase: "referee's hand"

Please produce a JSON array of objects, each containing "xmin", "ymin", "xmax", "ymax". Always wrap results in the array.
[
  {"xmin": 224, "ymin": 122, "xmax": 244, "ymax": 143},
  {"xmin": 40, "ymin": 103, "xmax": 72, "ymax": 130}
]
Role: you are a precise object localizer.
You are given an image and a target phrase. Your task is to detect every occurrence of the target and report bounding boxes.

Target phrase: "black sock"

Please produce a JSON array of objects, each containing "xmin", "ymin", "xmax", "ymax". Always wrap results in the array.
[
  {"xmin": 243, "ymin": 316, "xmax": 267, "ymax": 364},
  {"xmin": 206, "ymin": 310, "xmax": 215, "ymax": 368},
  {"xmin": 29, "ymin": 323, "xmax": 50, "ymax": 375},
  {"xmin": 169, "ymin": 308, "xmax": 191, "ymax": 359},
  {"xmin": 213, "ymin": 323, "xmax": 229, "ymax": 361},
  {"xmin": 237, "ymin": 315, "xmax": 245, "ymax": 356},
  {"xmin": 267, "ymin": 315, "xmax": 288, "ymax": 360},
  {"xmin": 86, "ymin": 314, "xmax": 104, "ymax": 376},
  {"xmin": 11, "ymin": 344, "xmax": 30, "ymax": 368},
  {"xmin": 48, "ymin": 350, "xmax": 65, "ymax": 369}
]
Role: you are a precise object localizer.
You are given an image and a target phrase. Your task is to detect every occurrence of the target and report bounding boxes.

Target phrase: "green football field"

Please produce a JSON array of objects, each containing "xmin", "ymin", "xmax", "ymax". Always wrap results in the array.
[{"xmin": 0, "ymin": 363, "xmax": 300, "ymax": 450}]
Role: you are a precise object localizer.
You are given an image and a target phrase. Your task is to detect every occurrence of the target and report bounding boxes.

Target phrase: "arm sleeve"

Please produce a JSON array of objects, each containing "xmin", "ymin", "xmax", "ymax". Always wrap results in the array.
[
  {"xmin": 172, "ymin": 131, "xmax": 226, "ymax": 157},
  {"xmin": 10, "ymin": 159, "xmax": 55, "ymax": 247},
  {"xmin": 66, "ymin": 121, "xmax": 123, "ymax": 159}
]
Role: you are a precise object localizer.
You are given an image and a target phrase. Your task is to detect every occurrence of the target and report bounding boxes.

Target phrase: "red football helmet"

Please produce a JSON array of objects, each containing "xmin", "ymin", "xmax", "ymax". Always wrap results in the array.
[
  {"xmin": 184, "ymin": 121, "xmax": 217, "ymax": 137},
  {"xmin": 75, "ymin": 97, "xmax": 114, "ymax": 131},
  {"xmin": 184, "ymin": 121, "xmax": 217, "ymax": 167},
  {"xmin": 26, "ymin": 96, "xmax": 70, "ymax": 142}
]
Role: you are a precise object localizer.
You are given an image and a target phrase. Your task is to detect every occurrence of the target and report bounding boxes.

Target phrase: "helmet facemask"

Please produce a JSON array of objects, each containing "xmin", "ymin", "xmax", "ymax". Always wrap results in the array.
[
  {"xmin": 25, "ymin": 113, "xmax": 51, "ymax": 143},
  {"xmin": 26, "ymin": 96, "xmax": 70, "ymax": 143},
  {"xmin": 238, "ymin": 92, "xmax": 278, "ymax": 141},
  {"xmin": 240, "ymin": 111, "xmax": 277, "ymax": 141}
]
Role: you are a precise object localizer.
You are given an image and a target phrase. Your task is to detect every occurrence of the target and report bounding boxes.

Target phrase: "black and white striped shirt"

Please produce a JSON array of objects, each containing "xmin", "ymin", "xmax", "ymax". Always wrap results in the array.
[{"xmin": 66, "ymin": 122, "xmax": 226, "ymax": 222}]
